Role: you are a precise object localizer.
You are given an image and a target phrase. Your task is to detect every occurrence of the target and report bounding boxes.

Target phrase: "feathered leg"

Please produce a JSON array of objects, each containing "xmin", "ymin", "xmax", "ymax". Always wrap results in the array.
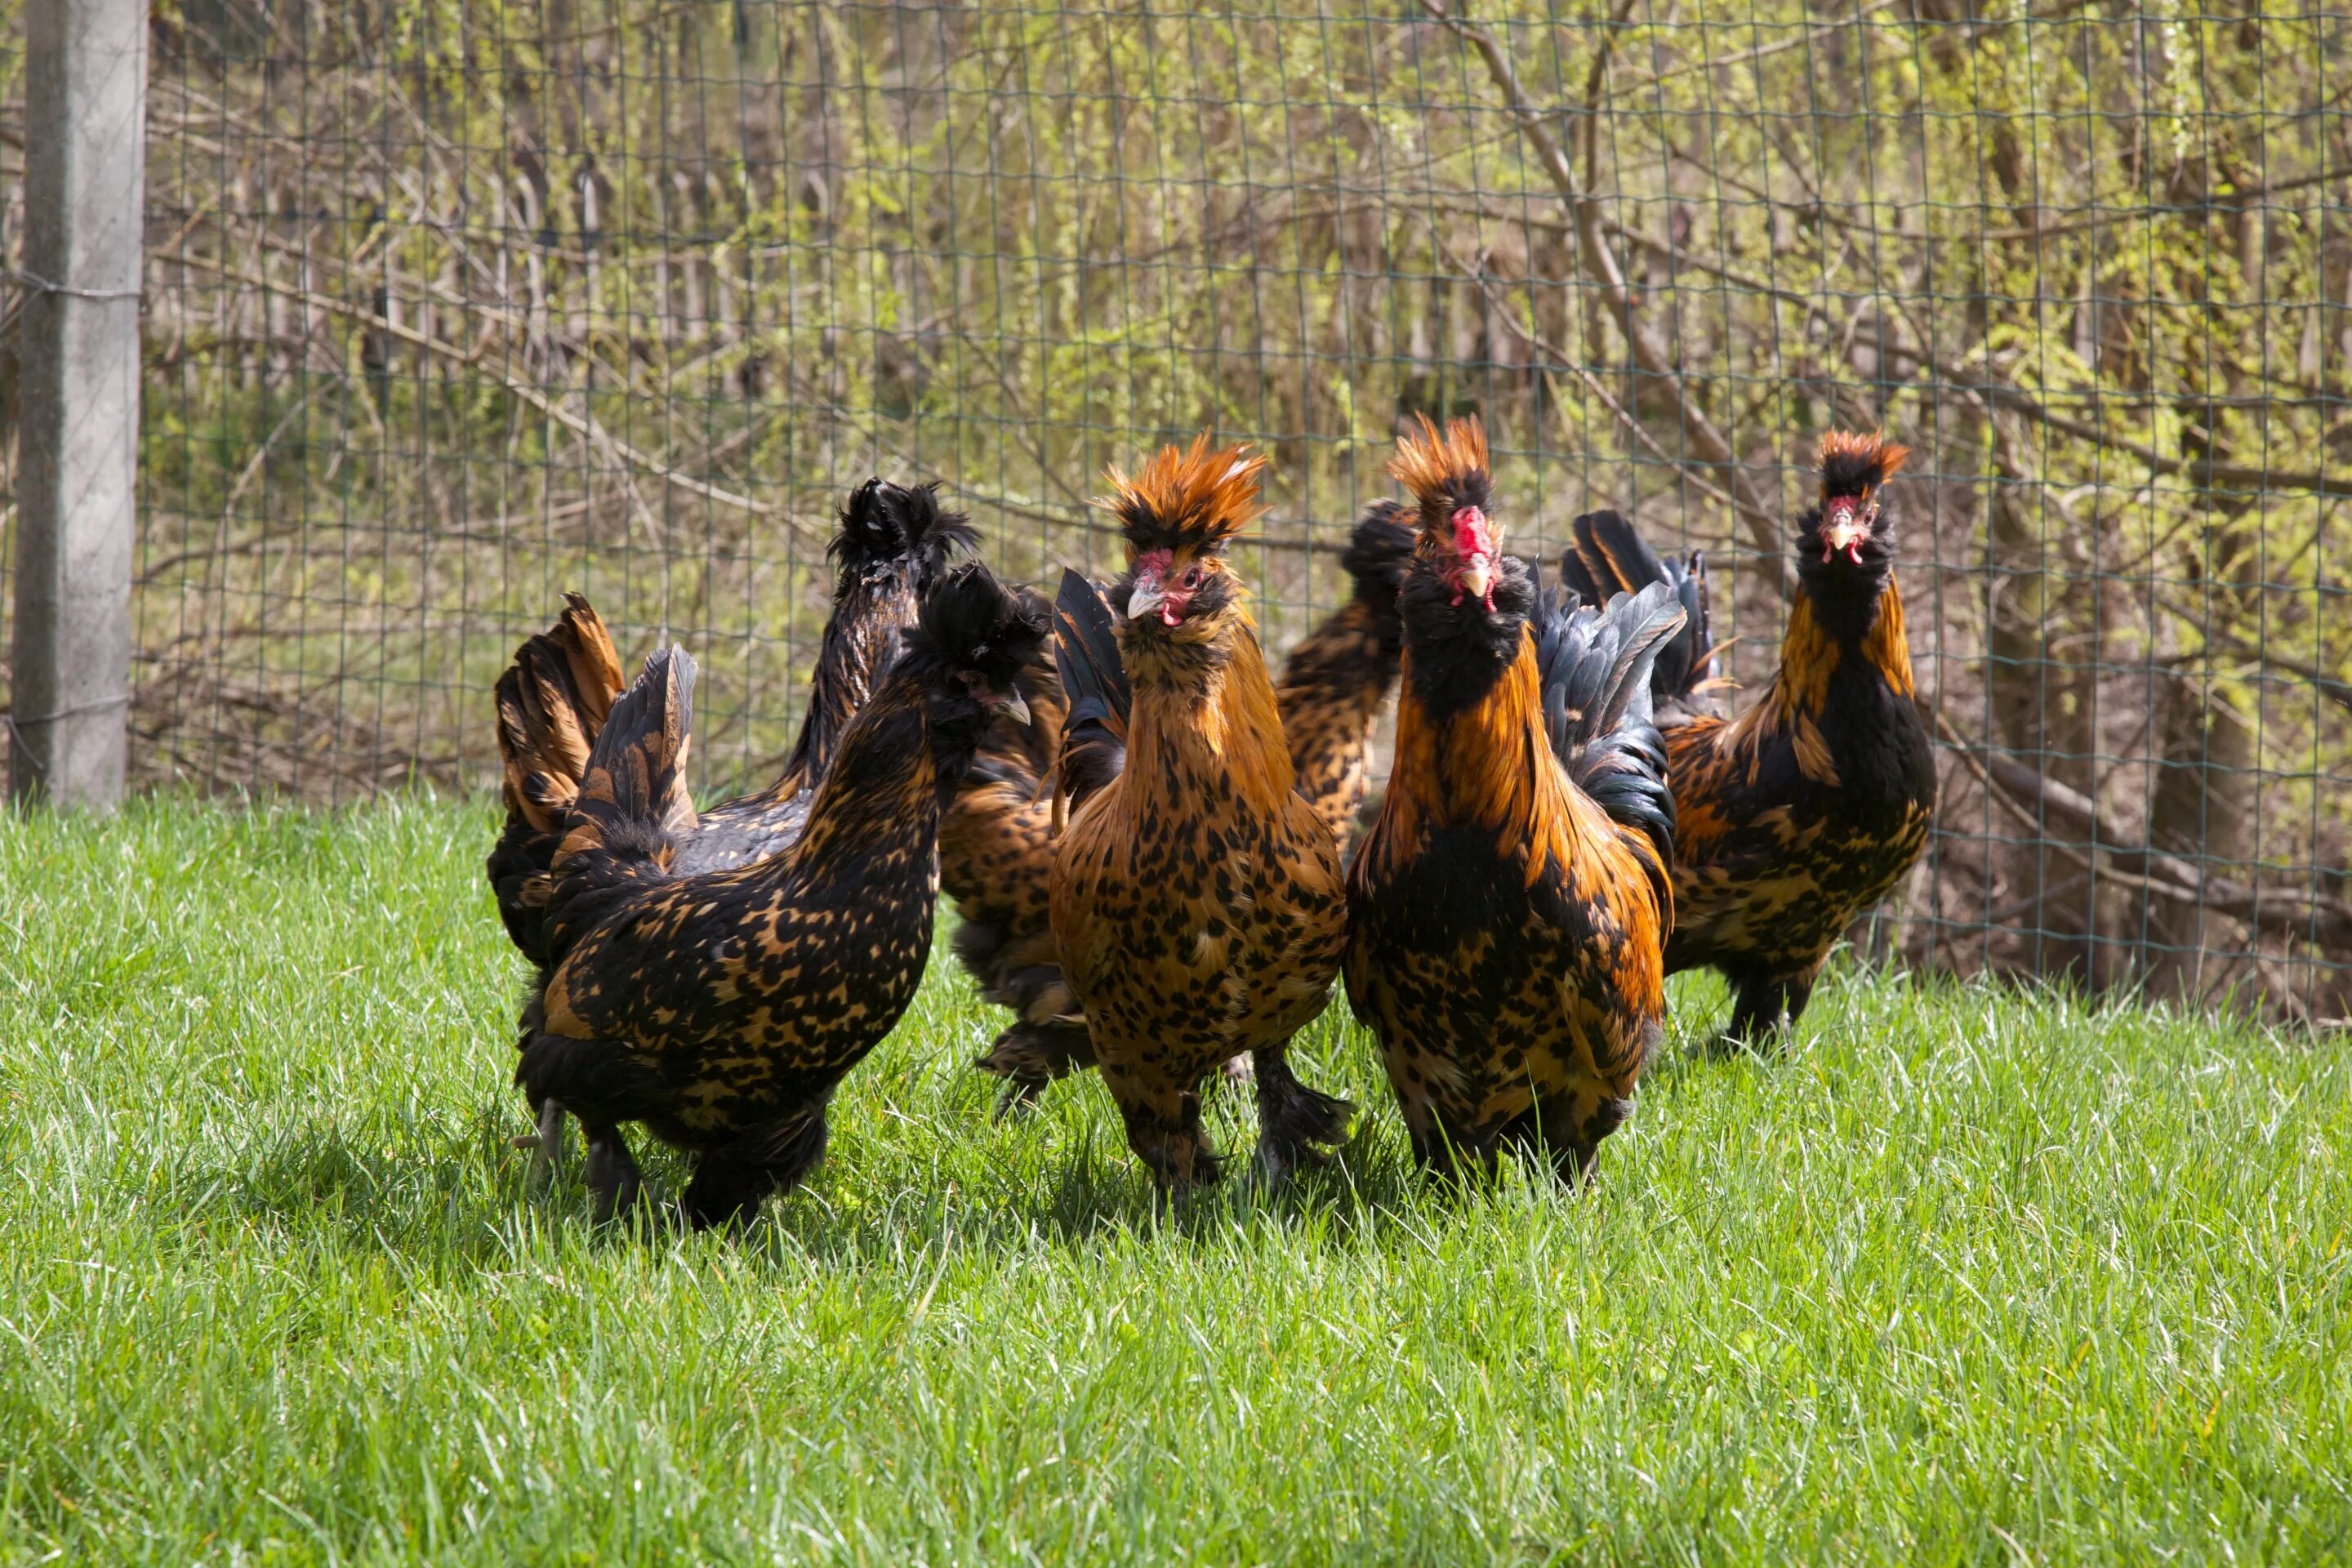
[
  {"xmin": 514, "ymin": 1097, "xmax": 569, "ymax": 1189},
  {"xmin": 1250, "ymin": 1047, "xmax": 1353, "ymax": 1183},
  {"xmin": 1517, "ymin": 1087, "xmax": 1635, "ymax": 1188},
  {"xmin": 581, "ymin": 1121, "xmax": 643, "ymax": 1222},
  {"xmin": 1723, "ymin": 970, "xmax": 1816, "ymax": 1050},
  {"xmin": 975, "ymin": 1020, "xmax": 1096, "ymax": 1121},
  {"xmin": 1101, "ymin": 1063, "xmax": 1222, "ymax": 1191},
  {"xmin": 679, "ymin": 1108, "xmax": 832, "ymax": 1231}
]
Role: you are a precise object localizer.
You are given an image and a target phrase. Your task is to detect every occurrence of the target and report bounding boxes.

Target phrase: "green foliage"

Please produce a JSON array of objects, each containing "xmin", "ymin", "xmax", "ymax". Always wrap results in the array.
[{"xmin": 1, "ymin": 802, "xmax": 2347, "ymax": 1561}]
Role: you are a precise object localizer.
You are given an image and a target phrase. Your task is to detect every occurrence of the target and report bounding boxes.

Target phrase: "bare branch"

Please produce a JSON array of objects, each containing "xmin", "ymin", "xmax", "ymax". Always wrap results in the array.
[
  {"xmin": 1419, "ymin": 0, "xmax": 1791, "ymax": 592},
  {"xmin": 1931, "ymin": 706, "xmax": 2352, "ymax": 954}
]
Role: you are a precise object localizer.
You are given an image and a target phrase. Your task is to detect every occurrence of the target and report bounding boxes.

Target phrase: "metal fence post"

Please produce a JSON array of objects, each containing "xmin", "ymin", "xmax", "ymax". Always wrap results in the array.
[{"xmin": 9, "ymin": 0, "xmax": 147, "ymax": 809}]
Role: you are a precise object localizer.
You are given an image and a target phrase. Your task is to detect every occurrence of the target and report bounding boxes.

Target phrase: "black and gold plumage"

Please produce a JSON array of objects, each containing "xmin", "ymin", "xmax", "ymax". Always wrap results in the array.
[
  {"xmin": 944, "ymin": 501, "xmax": 1414, "ymax": 1114},
  {"xmin": 514, "ymin": 563, "xmax": 1046, "ymax": 1228},
  {"xmin": 1277, "ymin": 499, "xmax": 1416, "ymax": 845},
  {"xmin": 1557, "ymin": 429, "xmax": 1937, "ymax": 1045},
  {"xmin": 1045, "ymin": 438, "xmax": 1354, "ymax": 1187},
  {"xmin": 486, "ymin": 479, "xmax": 977, "ymax": 969},
  {"xmin": 1346, "ymin": 416, "xmax": 1684, "ymax": 1183}
]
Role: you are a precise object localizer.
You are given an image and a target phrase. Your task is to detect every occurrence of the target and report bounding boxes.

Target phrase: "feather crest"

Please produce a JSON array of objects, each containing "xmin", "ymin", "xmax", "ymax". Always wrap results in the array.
[
  {"xmin": 1094, "ymin": 435, "xmax": 1267, "ymax": 555},
  {"xmin": 1388, "ymin": 415, "xmax": 1491, "ymax": 515},
  {"xmin": 1816, "ymin": 429, "xmax": 1911, "ymax": 497}
]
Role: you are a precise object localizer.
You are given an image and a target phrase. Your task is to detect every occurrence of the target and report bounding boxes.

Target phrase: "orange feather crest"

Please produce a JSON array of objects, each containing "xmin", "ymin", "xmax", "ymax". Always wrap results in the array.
[
  {"xmin": 1815, "ymin": 429, "xmax": 1910, "ymax": 495},
  {"xmin": 1388, "ymin": 414, "xmax": 1490, "ymax": 508},
  {"xmin": 1095, "ymin": 435, "xmax": 1267, "ymax": 555}
]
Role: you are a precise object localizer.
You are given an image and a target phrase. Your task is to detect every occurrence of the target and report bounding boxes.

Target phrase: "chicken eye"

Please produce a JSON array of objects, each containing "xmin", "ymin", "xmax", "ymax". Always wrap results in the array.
[{"xmin": 1182, "ymin": 565, "xmax": 1202, "ymax": 588}]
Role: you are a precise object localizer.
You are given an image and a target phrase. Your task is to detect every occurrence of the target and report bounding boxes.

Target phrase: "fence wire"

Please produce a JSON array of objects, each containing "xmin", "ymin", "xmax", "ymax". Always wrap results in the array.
[{"xmin": 0, "ymin": 0, "xmax": 2347, "ymax": 1018}]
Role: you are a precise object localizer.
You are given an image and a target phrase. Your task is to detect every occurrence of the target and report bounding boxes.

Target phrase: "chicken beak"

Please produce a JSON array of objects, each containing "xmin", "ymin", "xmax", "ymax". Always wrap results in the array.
[
  {"xmin": 1459, "ymin": 555, "xmax": 1494, "ymax": 605},
  {"xmin": 1126, "ymin": 579, "xmax": 1167, "ymax": 621},
  {"xmin": 997, "ymin": 688, "xmax": 1031, "ymax": 725},
  {"xmin": 1822, "ymin": 501, "xmax": 1869, "ymax": 564}
]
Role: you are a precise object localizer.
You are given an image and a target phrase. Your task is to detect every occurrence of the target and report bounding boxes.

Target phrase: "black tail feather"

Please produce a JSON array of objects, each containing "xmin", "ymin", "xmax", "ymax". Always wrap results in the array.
[
  {"xmin": 1558, "ymin": 510, "xmax": 1713, "ymax": 704},
  {"xmin": 1341, "ymin": 499, "xmax": 1416, "ymax": 612},
  {"xmin": 1535, "ymin": 577, "xmax": 1682, "ymax": 866},
  {"xmin": 1051, "ymin": 568, "xmax": 1130, "ymax": 813},
  {"xmin": 544, "ymin": 647, "xmax": 697, "ymax": 956},
  {"xmin": 488, "ymin": 593, "xmax": 628, "ymax": 969}
]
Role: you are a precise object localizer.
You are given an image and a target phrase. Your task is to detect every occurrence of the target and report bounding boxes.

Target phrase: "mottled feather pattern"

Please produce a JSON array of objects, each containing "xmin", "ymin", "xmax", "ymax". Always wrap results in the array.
[
  {"xmin": 670, "ymin": 480, "xmax": 980, "ymax": 877},
  {"xmin": 1346, "ymin": 418, "xmax": 1677, "ymax": 1184},
  {"xmin": 483, "ymin": 479, "xmax": 976, "ymax": 972},
  {"xmin": 1348, "ymin": 560, "xmax": 1677, "ymax": 1183},
  {"xmin": 1565, "ymin": 431, "xmax": 1936, "ymax": 1043},
  {"xmin": 946, "ymin": 507, "xmax": 1410, "ymax": 1111},
  {"xmin": 518, "ymin": 564, "xmax": 1048, "ymax": 1228},
  {"xmin": 1278, "ymin": 499, "xmax": 1414, "ymax": 847},
  {"xmin": 1047, "ymin": 440, "xmax": 1352, "ymax": 1187}
]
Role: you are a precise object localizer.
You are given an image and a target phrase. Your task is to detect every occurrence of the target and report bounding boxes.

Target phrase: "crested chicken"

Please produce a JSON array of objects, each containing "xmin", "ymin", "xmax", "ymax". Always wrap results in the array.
[
  {"xmin": 942, "ymin": 500, "xmax": 1414, "ymax": 1114},
  {"xmin": 487, "ymin": 479, "xmax": 975, "ymax": 970},
  {"xmin": 1556, "ymin": 430, "xmax": 1936, "ymax": 1045},
  {"xmin": 1346, "ymin": 416, "xmax": 1683, "ymax": 1183},
  {"xmin": 1277, "ymin": 498, "xmax": 1417, "ymax": 844},
  {"xmin": 515, "ymin": 562, "xmax": 1045, "ymax": 1228},
  {"xmin": 1045, "ymin": 438, "xmax": 1354, "ymax": 1187}
]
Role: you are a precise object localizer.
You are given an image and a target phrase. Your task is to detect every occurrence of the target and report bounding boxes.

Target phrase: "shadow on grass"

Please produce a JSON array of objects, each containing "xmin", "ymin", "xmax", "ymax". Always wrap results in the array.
[{"xmin": 176, "ymin": 1086, "xmax": 1611, "ymax": 1276}]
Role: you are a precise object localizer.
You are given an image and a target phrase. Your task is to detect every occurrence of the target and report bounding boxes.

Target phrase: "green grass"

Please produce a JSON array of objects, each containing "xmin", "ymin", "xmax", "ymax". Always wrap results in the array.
[{"xmin": 0, "ymin": 800, "xmax": 2346, "ymax": 1564}]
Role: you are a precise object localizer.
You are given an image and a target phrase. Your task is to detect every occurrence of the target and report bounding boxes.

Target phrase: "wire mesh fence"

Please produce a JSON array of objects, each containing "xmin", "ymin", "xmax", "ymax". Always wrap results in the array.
[{"xmin": 1, "ymin": 0, "xmax": 2346, "ymax": 1018}]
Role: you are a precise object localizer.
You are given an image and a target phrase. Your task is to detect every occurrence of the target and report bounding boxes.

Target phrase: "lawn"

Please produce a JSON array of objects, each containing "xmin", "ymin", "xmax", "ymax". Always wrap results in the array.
[{"xmin": 1, "ymin": 800, "xmax": 2346, "ymax": 1564}]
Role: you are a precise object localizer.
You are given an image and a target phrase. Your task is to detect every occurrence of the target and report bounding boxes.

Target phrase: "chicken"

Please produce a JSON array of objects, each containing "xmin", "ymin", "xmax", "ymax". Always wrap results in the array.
[
  {"xmin": 1045, "ymin": 437, "xmax": 1353, "ymax": 1187},
  {"xmin": 514, "ymin": 562, "xmax": 1046, "ymax": 1228},
  {"xmin": 1277, "ymin": 499, "xmax": 1416, "ymax": 844},
  {"xmin": 1345, "ymin": 416, "xmax": 1683, "ymax": 1183},
  {"xmin": 487, "ymin": 479, "xmax": 976, "ymax": 969},
  {"xmin": 1556, "ymin": 430, "xmax": 1936, "ymax": 1045},
  {"xmin": 943, "ymin": 501, "xmax": 1414, "ymax": 1115}
]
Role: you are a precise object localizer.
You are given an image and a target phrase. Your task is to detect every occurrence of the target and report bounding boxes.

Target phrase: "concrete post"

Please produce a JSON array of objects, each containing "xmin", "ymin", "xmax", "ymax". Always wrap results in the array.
[{"xmin": 11, "ymin": 0, "xmax": 147, "ymax": 808}]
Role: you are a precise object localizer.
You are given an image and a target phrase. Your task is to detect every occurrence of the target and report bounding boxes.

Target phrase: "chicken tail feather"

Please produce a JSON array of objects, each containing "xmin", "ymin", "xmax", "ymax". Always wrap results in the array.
[
  {"xmin": 487, "ymin": 594, "xmax": 627, "ymax": 969},
  {"xmin": 1051, "ymin": 568, "xmax": 1131, "ymax": 813},
  {"xmin": 1557, "ymin": 510, "xmax": 1714, "ymax": 705},
  {"xmin": 545, "ymin": 647, "xmax": 697, "ymax": 946},
  {"xmin": 1535, "ymin": 577, "xmax": 1683, "ymax": 865}
]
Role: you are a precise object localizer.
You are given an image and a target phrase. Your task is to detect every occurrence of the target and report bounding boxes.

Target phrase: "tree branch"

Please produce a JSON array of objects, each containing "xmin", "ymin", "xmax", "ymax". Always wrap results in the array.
[
  {"xmin": 1931, "ymin": 706, "xmax": 2352, "ymax": 953},
  {"xmin": 1421, "ymin": 0, "xmax": 1791, "ymax": 592}
]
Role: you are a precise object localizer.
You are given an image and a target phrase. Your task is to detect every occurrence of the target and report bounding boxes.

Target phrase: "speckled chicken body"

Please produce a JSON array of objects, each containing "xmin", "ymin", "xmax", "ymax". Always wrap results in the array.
[
  {"xmin": 946, "ymin": 502, "xmax": 1411, "ymax": 1113},
  {"xmin": 515, "ymin": 564, "xmax": 1045, "ymax": 1227},
  {"xmin": 1558, "ymin": 430, "xmax": 1936, "ymax": 1043},
  {"xmin": 1047, "ymin": 439, "xmax": 1352, "ymax": 1187},
  {"xmin": 1346, "ymin": 417, "xmax": 1682, "ymax": 1181}
]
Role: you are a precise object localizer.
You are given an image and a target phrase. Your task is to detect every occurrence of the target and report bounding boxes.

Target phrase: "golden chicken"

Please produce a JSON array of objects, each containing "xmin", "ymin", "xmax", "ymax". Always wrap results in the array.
[
  {"xmin": 1346, "ymin": 416, "xmax": 1683, "ymax": 1182},
  {"xmin": 1047, "ymin": 439, "xmax": 1352, "ymax": 1187},
  {"xmin": 944, "ymin": 501, "xmax": 1413, "ymax": 1115},
  {"xmin": 1557, "ymin": 430, "xmax": 1936, "ymax": 1044}
]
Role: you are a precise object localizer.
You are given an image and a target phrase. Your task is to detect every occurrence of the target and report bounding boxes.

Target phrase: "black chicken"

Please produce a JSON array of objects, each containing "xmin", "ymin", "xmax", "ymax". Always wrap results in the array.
[
  {"xmin": 487, "ymin": 479, "xmax": 976, "ymax": 969},
  {"xmin": 516, "ymin": 562, "xmax": 1045, "ymax": 1228}
]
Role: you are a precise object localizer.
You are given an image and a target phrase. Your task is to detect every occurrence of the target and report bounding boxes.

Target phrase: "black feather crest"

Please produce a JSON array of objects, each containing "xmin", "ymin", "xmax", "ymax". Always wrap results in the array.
[
  {"xmin": 901, "ymin": 561, "xmax": 1051, "ymax": 694},
  {"xmin": 831, "ymin": 478, "xmax": 981, "ymax": 580}
]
